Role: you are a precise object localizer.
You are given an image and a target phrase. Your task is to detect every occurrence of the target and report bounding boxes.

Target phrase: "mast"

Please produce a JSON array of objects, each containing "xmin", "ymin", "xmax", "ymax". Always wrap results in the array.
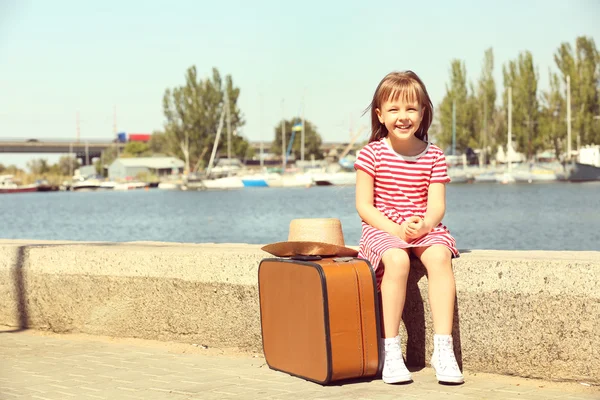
[
  {"xmin": 281, "ymin": 99, "xmax": 285, "ymax": 173},
  {"xmin": 301, "ymin": 89, "xmax": 305, "ymax": 162},
  {"xmin": 260, "ymin": 93, "xmax": 264, "ymax": 169},
  {"xmin": 206, "ymin": 105, "xmax": 226, "ymax": 177},
  {"xmin": 508, "ymin": 87, "xmax": 512, "ymax": 172},
  {"xmin": 451, "ymin": 100, "xmax": 456, "ymax": 156},
  {"xmin": 113, "ymin": 105, "xmax": 117, "ymax": 136},
  {"xmin": 483, "ymin": 95, "xmax": 487, "ymax": 166},
  {"xmin": 76, "ymin": 111, "xmax": 80, "ymax": 143},
  {"xmin": 226, "ymin": 95, "xmax": 232, "ymax": 161},
  {"xmin": 566, "ymin": 75, "xmax": 572, "ymax": 161}
]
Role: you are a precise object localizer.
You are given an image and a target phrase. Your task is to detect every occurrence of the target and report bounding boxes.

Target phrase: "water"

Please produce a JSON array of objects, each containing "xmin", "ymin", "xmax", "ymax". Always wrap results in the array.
[{"xmin": 1, "ymin": 183, "xmax": 599, "ymax": 251}]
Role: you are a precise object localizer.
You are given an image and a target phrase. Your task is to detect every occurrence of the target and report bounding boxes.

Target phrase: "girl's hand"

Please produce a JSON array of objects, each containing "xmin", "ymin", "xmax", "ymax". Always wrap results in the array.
[
  {"xmin": 395, "ymin": 221, "xmax": 411, "ymax": 242},
  {"xmin": 405, "ymin": 216, "xmax": 430, "ymax": 240}
]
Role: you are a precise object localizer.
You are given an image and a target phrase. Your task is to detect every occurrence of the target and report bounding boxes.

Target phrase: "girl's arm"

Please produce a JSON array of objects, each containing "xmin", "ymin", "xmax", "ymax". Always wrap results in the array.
[
  {"xmin": 356, "ymin": 169, "xmax": 407, "ymax": 238},
  {"xmin": 423, "ymin": 182, "xmax": 446, "ymax": 231}
]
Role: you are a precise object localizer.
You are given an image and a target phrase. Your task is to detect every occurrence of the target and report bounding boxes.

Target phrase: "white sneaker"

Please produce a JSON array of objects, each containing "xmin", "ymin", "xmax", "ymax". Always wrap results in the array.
[
  {"xmin": 431, "ymin": 334, "xmax": 464, "ymax": 383},
  {"xmin": 382, "ymin": 336, "xmax": 412, "ymax": 383}
]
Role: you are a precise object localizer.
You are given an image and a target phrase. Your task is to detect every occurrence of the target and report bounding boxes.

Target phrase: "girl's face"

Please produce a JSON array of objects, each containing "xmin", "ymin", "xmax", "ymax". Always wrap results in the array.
[{"xmin": 376, "ymin": 96, "xmax": 424, "ymax": 141}]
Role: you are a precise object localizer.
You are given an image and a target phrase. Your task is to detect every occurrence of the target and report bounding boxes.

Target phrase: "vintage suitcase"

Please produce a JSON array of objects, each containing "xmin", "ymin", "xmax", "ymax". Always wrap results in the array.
[{"xmin": 258, "ymin": 256, "xmax": 383, "ymax": 384}]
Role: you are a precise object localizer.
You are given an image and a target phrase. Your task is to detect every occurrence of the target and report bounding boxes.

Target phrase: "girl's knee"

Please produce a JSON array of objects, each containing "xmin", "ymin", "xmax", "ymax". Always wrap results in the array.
[
  {"xmin": 381, "ymin": 249, "xmax": 410, "ymax": 280},
  {"xmin": 421, "ymin": 246, "xmax": 453, "ymax": 273}
]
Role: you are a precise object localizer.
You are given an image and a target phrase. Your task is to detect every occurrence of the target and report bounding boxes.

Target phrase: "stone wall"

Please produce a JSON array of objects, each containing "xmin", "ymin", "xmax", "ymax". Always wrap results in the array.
[{"xmin": 0, "ymin": 240, "xmax": 598, "ymax": 383}]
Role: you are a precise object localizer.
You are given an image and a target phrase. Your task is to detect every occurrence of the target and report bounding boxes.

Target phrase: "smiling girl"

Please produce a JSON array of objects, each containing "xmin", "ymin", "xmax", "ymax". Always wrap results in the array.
[{"xmin": 354, "ymin": 71, "xmax": 463, "ymax": 384}]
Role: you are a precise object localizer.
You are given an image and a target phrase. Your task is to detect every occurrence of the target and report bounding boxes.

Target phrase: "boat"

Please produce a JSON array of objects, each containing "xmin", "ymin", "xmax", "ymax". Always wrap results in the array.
[
  {"xmin": 36, "ymin": 179, "xmax": 58, "ymax": 192},
  {"xmin": 494, "ymin": 87, "xmax": 525, "ymax": 184},
  {"xmin": 447, "ymin": 168, "xmax": 470, "ymax": 184},
  {"xmin": 265, "ymin": 173, "xmax": 313, "ymax": 188},
  {"xmin": 568, "ymin": 162, "xmax": 600, "ymax": 182},
  {"xmin": 567, "ymin": 145, "xmax": 600, "ymax": 182},
  {"xmin": 513, "ymin": 163, "xmax": 565, "ymax": 183},
  {"xmin": 562, "ymin": 76, "xmax": 599, "ymax": 181},
  {"xmin": 0, "ymin": 175, "xmax": 38, "ymax": 194},
  {"xmin": 157, "ymin": 182, "xmax": 181, "ymax": 190},
  {"xmin": 185, "ymin": 96, "xmax": 245, "ymax": 191},
  {"xmin": 241, "ymin": 174, "xmax": 271, "ymax": 187},
  {"xmin": 496, "ymin": 171, "xmax": 516, "ymax": 184},
  {"xmin": 200, "ymin": 176, "xmax": 244, "ymax": 190},
  {"xmin": 71, "ymin": 178, "xmax": 101, "ymax": 191},
  {"xmin": 182, "ymin": 172, "xmax": 244, "ymax": 190},
  {"xmin": 473, "ymin": 170, "xmax": 499, "ymax": 183},
  {"xmin": 98, "ymin": 181, "xmax": 117, "ymax": 190},
  {"xmin": 310, "ymin": 171, "xmax": 356, "ymax": 186},
  {"xmin": 113, "ymin": 181, "xmax": 148, "ymax": 191}
]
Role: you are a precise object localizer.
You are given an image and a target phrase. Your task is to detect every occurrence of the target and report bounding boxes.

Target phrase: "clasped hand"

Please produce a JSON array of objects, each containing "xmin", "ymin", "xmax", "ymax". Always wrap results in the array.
[{"xmin": 399, "ymin": 216, "xmax": 430, "ymax": 242}]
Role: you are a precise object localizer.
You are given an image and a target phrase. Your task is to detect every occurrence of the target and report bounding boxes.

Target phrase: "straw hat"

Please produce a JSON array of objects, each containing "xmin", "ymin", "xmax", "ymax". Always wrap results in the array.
[{"xmin": 261, "ymin": 218, "xmax": 358, "ymax": 257}]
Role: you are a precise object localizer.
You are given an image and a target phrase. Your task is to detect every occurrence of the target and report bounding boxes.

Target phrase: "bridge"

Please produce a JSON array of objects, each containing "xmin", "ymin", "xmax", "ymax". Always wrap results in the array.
[
  {"xmin": 0, "ymin": 138, "xmax": 361, "ymax": 165},
  {"xmin": 0, "ymin": 139, "xmax": 127, "ymax": 165}
]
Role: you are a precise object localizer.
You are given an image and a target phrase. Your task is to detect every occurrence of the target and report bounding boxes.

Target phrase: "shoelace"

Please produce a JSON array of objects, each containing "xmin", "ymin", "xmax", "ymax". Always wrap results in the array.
[
  {"xmin": 436, "ymin": 340, "xmax": 460, "ymax": 372},
  {"xmin": 384, "ymin": 342, "xmax": 408, "ymax": 373},
  {"xmin": 385, "ymin": 342, "xmax": 401, "ymax": 363}
]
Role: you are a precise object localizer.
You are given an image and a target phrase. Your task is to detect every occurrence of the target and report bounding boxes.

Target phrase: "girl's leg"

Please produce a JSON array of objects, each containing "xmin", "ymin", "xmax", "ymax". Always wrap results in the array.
[
  {"xmin": 379, "ymin": 248, "xmax": 412, "ymax": 384},
  {"xmin": 412, "ymin": 244, "xmax": 463, "ymax": 383},
  {"xmin": 411, "ymin": 245, "xmax": 455, "ymax": 334},
  {"xmin": 380, "ymin": 248, "xmax": 411, "ymax": 338}
]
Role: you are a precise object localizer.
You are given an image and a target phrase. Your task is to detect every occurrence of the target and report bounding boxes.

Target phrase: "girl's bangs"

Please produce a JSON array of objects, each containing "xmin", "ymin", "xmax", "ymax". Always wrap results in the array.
[{"xmin": 379, "ymin": 79, "xmax": 422, "ymax": 106}]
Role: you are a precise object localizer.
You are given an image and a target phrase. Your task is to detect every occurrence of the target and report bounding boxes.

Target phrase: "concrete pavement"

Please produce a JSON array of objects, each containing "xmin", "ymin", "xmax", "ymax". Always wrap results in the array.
[{"xmin": 1, "ymin": 327, "xmax": 598, "ymax": 400}]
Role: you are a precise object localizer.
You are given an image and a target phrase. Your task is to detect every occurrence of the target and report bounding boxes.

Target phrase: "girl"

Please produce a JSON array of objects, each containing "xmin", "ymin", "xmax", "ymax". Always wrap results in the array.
[{"xmin": 354, "ymin": 71, "xmax": 463, "ymax": 384}]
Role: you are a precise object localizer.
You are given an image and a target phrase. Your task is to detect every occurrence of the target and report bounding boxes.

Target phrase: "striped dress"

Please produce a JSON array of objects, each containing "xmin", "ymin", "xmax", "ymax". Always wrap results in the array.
[{"xmin": 354, "ymin": 138, "xmax": 459, "ymax": 283}]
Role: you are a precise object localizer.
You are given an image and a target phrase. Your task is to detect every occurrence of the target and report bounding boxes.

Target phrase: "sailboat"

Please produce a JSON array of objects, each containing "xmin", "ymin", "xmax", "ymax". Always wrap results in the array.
[
  {"xmin": 446, "ymin": 101, "xmax": 470, "ymax": 184},
  {"xmin": 496, "ymin": 87, "xmax": 562, "ymax": 183},
  {"xmin": 261, "ymin": 103, "xmax": 314, "ymax": 188},
  {"xmin": 496, "ymin": 87, "xmax": 516, "ymax": 184},
  {"xmin": 186, "ymin": 96, "xmax": 244, "ymax": 190},
  {"xmin": 308, "ymin": 127, "xmax": 364, "ymax": 186}
]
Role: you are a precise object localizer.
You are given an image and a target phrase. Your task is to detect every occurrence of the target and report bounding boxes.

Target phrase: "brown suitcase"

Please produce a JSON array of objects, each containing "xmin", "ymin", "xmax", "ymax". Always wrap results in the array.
[{"xmin": 258, "ymin": 256, "xmax": 383, "ymax": 384}]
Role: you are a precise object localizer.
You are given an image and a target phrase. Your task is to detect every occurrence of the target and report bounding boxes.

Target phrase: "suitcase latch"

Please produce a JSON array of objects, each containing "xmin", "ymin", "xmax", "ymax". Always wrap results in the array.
[{"xmin": 333, "ymin": 257, "xmax": 354, "ymax": 262}]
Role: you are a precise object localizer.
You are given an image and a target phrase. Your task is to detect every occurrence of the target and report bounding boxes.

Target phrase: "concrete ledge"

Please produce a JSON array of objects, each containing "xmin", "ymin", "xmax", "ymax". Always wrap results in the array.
[{"xmin": 0, "ymin": 240, "xmax": 598, "ymax": 383}]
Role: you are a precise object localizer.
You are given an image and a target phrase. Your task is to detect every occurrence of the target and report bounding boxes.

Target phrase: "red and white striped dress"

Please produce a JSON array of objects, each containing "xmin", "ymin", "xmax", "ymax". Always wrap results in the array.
[{"xmin": 354, "ymin": 138, "xmax": 459, "ymax": 283}]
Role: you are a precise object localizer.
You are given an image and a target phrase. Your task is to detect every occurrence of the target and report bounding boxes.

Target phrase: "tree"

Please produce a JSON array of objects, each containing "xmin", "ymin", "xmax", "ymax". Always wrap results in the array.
[
  {"xmin": 122, "ymin": 142, "xmax": 151, "ymax": 157},
  {"xmin": 270, "ymin": 118, "xmax": 324, "ymax": 161},
  {"xmin": 27, "ymin": 158, "xmax": 50, "ymax": 175},
  {"xmin": 554, "ymin": 36, "xmax": 600, "ymax": 147},
  {"xmin": 161, "ymin": 66, "xmax": 249, "ymax": 174},
  {"xmin": 0, "ymin": 165, "xmax": 22, "ymax": 175},
  {"xmin": 538, "ymin": 71, "xmax": 566, "ymax": 159},
  {"xmin": 148, "ymin": 131, "xmax": 172, "ymax": 155},
  {"xmin": 57, "ymin": 155, "xmax": 80, "ymax": 176},
  {"xmin": 502, "ymin": 51, "xmax": 540, "ymax": 159},
  {"xmin": 230, "ymin": 130, "xmax": 255, "ymax": 162},
  {"xmin": 437, "ymin": 60, "xmax": 477, "ymax": 154},
  {"xmin": 95, "ymin": 146, "xmax": 120, "ymax": 176},
  {"xmin": 475, "ymin": 48, "xmax": 497, "ymax": 163}
]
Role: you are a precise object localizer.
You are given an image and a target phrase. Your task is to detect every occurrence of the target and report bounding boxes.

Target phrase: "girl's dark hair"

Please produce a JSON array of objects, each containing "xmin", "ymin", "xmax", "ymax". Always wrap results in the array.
[{"xmin": 364, "ymin": 70, "xmax": 433, "ymax": 143}]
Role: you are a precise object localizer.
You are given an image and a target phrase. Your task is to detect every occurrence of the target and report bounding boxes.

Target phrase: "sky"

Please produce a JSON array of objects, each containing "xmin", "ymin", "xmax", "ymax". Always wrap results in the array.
[{"xmin": 1, "ymin": 0, "xmax": 599, "ymax": 169}]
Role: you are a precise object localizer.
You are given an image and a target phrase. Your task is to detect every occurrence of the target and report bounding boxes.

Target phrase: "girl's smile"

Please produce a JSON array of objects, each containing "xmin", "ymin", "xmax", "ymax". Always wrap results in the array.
[{"xmin": 376, "ymin": 99, "xmax": 424, "ymax": 141}]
